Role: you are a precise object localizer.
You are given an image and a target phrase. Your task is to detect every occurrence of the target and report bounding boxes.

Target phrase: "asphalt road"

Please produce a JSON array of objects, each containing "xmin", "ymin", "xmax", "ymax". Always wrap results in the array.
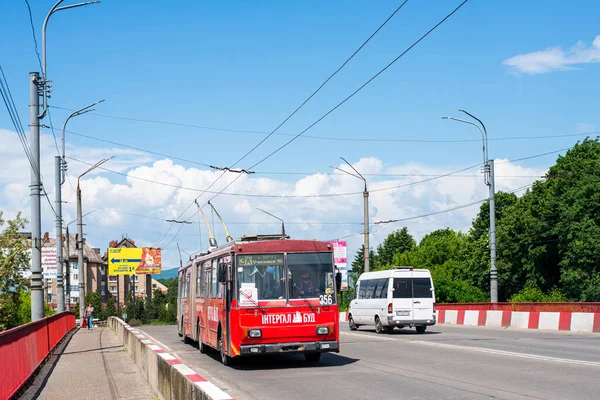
[{"xmin": 139, "ymin": 324, "xmax": 600, "ymax": 400}]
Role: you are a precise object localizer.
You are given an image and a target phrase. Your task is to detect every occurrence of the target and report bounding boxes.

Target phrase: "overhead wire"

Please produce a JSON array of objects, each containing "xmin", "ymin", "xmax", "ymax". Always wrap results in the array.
[
  {"xmin": 48, "ymin": 106, "xmax": 599, "ymax": 145},
  {"xmin": 176, "ymin": 0, "xmax": 471, "ymax": 238},
  {"xmin": 155, "ymin": 1, "xmax": 414, "ymax": 246}
]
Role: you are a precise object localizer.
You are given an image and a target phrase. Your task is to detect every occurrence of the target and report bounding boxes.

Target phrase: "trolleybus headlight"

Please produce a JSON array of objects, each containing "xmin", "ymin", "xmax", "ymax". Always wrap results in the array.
[
  {"xmin": 316, "ymin": 326, "xmax": 329, "ymax": 335},
  {"xmin": 248, "ymin": 329, "xmax": 262, "ymax": 338}
]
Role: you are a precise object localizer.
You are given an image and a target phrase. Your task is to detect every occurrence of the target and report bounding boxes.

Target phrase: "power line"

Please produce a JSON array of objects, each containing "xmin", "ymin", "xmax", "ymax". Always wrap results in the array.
[
  {"xmin": 49, "ymin": 105, "xmax": 599, "ymax": 144},
  {"xmin": 230, "ymin": 0, "xmax": 411, "ymax": 169},
  {"xmin": 246, "ymin": 0, "xmax": 470, "ymax": 171},
  {"xmin": 23, "ymin": 0, "xmax": 43, "ymax": 71},
  {"xmin": 66, "ymin": 145, "xmax": 566, "ymax": 200},
  {"xmin": 155, "ymin": 2, "xmax": 413, "ymax": 246},
  {"xmin": 374, "ymin": 183, "xmax": 533, "ymax": 225},
  {"xmin": 186, "ymin": 0, "xmax": 471, "ymax": 233},
  {"xmin": 45, "ymin": 126, "xmax": 209, "ymax": 168}
]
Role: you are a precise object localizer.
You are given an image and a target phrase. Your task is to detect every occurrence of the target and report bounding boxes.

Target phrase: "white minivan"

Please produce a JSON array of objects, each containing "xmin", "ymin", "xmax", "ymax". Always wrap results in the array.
[{"xmin": 349, "ymin": 267, "xmax": 436, "ymax": 334}]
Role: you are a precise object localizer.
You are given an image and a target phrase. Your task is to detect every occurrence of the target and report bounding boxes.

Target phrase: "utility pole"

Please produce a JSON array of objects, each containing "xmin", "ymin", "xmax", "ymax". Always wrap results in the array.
[
  {"xmin": 77, "ymin": 158, "xmax": 111, "ymax": 320},
  {"xmin": 333, "ymin": 158, "xmax": 370, "ymax": 273},
  {"xmin": 442, "ymin": 110, "xmax": 497, "ymax": 302},
  {"xmin": 77, "ymin": 184, "xmax": 85, "ymax": 320},
  {"xmin": 65, "ymin": 226, "xmax": 71, "ymax": 311},
  {"xmin": 55, "ymin": 156, "xmax": 64, "ymax": 312},
  {"xmin": 29, "ymin": 72, "xmax": 44, "ymax": 321}
]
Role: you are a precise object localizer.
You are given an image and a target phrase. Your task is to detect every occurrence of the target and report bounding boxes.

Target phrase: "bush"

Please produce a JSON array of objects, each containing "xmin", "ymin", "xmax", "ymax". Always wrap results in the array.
[{"xmin": 510, "ymin": 286, "xmax": 568, "ymax": 303}]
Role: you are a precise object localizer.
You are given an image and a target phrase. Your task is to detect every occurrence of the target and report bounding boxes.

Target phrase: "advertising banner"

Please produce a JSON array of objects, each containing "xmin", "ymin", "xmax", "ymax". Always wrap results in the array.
[
  {"xmin": 108, "ymin": 248, "xmax": 162, "ymax": 275},
  {"xmin": 42, "ymin": 247, "xmax": 58, "ymax": 279},
  {"xmin": 330, "ymin": 241, "xmax": 348, "ymax": 291}
]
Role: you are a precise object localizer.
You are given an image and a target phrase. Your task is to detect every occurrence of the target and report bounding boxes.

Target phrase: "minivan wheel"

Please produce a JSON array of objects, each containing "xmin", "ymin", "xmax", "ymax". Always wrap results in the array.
[
  {"xmin": 375, "ymin": 316, "xmax": 384, "ymax": 334},
  {"xmin": 349, "ymin": 315, "xmax": 358, "ymax": 331},
  {"xmin": 416, "ymin": 325, "xmax": 427, "ymax": 334}
]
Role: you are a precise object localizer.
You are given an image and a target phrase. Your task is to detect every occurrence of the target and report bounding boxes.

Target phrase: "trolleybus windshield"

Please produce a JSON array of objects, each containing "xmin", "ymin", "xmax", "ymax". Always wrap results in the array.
[{"xmin": 236, "ymin": 252, "xmax": 336, "ymax": 305}]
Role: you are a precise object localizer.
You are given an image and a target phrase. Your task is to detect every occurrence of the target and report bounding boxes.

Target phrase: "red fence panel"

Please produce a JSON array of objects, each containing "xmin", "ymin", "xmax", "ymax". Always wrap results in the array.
[
  {"xmin": 0, "ymin": 312, "xmax": 75, "ymax": 400},
  {"xmin": 435, "ymin": 302, "xmax": 600, "ymax": 313}
]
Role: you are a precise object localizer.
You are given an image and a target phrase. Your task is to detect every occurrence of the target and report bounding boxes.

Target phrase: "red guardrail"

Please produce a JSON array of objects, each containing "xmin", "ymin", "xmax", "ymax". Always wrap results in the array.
[
  {"xmin": 0, "ymin": 312, "xmax": 75, "ymax": 400},
  {"xmin": 435, "ymin": 302, "xmax": 600, "ymax": 313}
]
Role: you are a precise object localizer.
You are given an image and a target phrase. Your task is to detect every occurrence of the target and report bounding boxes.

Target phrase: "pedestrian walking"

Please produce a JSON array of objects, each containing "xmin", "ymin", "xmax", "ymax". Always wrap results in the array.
[{"xmin": 85, "ymin": 302, "xmax": 94, "ymax": 330}]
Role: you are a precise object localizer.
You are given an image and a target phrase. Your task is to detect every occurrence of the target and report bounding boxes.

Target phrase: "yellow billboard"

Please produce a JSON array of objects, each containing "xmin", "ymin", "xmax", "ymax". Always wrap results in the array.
[{"xmin": 108, "ymin": 248, "xmax": 162, "ymax": 275}]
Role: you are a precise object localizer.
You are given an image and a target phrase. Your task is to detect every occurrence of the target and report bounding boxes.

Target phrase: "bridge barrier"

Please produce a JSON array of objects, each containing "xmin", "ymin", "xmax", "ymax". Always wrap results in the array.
[
  {"xmin": 0, "ymin": 312, "xmax": 76, "ymax": 400},
  {"xmin": 108, "ymin": 317, "xmax": 233, "ymax": 400},
  {"xmin": 339, "ymin": 303, "xmax": 600, "ymax": 333}
]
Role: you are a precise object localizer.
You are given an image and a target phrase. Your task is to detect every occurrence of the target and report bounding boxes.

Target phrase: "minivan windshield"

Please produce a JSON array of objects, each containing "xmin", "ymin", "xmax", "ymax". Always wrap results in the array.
[{"xmin": 393, "ymin": 278, "xmax": 432, "ymax": 299}]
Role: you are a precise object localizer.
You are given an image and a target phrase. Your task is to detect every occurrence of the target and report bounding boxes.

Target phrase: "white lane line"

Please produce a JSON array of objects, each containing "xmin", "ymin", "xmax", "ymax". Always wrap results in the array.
[
  {"xmin": 411, "ymin": 340, "xmax": 600, "ymax": 368},
  {"xmin": 341, "ymin": 331, "xmax": 400, "ymax": 342}
]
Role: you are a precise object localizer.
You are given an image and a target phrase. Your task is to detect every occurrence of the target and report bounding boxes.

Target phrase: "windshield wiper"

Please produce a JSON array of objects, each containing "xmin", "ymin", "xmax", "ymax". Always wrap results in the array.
[
  {"xmin": 292, "ymin": 284, "xmax": 317, "ymax": 313},
  {"xmin": 239, "ymin": 290, "xmax": 267, "ymax": 314}
]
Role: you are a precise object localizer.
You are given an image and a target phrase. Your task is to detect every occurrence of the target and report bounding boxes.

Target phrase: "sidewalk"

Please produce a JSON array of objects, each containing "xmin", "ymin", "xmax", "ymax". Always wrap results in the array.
[{"xmin": 25, "ymin": 327, "xmax": 156, "ymax": 400}]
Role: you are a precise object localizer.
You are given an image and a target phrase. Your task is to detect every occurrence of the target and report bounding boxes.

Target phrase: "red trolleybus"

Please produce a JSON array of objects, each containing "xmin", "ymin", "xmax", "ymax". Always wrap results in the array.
[{"xmin": 177, "ymin": 234, "xmax": 341, "ymax": 365}]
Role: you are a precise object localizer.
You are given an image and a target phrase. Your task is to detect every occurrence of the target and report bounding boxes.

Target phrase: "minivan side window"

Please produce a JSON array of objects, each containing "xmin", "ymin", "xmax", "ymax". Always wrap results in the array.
[
  {"xmin": 413, "ymin": 278, "xmax": 432, "ymax": 298},
  {"xmin": 364, "ymin": 280, "xmax": 376, "ymax": 299},
  {"xmin": 373, "ymin": 278, "xmax": 385, "ymax": 298},
  {"xmin": 378, "ymin": 279, "xmax": 389, "ymax": 299},
  {"xmin": 393, "ymin": 278, "xmax": 412, "ymax": 298}
]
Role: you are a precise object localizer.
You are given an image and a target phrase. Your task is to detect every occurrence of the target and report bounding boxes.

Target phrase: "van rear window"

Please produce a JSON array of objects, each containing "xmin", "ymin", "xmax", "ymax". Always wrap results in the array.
[
  {"xmin": 412, "ymin": 278, "xmax": 432, "ymax": 298},
  {"xmin": 393, "ymin": 278, "xmax": 432, "ymax": 299}
]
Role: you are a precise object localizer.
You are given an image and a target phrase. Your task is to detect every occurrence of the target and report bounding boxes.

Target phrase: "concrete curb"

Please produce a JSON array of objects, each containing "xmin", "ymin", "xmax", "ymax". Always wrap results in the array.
[
  {"xmin": 108, "ymin": 317, "xmax": 233, "ymax": 400},
  {"xmin": 338, "ymin": 311, "xmax": 600, "ymax": 333}
]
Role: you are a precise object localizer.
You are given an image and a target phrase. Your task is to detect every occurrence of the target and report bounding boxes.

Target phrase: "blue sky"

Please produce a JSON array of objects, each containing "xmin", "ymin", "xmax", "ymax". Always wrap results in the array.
[{"xmin": 1, "ymin": 0, "xmax": 599, "ymax": 269}]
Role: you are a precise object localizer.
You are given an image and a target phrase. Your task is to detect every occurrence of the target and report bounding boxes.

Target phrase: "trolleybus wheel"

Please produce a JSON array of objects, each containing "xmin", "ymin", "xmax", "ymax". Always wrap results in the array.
[
  {"xmin": 219, "ymin": 333, "xmax": 232, "ymax": 366},
  {"xmin": 305, "ymin": 353, "xmax": 321, "ymax": 363}
]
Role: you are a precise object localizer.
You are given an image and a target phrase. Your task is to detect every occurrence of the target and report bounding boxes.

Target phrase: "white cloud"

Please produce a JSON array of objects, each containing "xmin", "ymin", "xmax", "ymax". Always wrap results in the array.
[
  {"xmin": 503, "ymin": 35, "xmax": 600, "ymax": 74},
  {"xmin": 0, "ymin": 128, "xmax": 548, "ymax": 269}
]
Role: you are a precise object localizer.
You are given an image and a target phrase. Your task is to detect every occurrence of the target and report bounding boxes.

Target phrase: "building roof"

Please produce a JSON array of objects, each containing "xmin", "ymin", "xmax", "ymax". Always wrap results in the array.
[{"xmin": 40, "ymin": 234, "xmax": 105, "ymax": 264}]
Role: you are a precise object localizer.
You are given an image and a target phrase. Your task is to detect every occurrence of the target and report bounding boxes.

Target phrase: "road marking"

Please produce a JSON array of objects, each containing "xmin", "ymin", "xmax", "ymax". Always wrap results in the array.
[
  {"xmin": 411, "ymin": 340, "xmax": 600, "ymax": 367},
  {"xmin": 341, "ymin": 331, "xmax": 400, "ymax": 341}
]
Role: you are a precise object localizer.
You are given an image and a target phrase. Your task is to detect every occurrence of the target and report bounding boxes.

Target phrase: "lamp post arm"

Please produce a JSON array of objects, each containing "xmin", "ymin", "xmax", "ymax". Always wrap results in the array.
[
  {"xmin": 442, "ymin": 116, "xmax": 487, "ymax": 165},
  {"xmin": 459, "ymin": 109, "xmax": 488, "ymax": 162}
]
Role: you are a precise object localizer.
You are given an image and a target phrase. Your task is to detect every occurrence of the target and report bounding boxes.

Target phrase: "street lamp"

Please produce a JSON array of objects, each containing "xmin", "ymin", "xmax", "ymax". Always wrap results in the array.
[
  {"xmin": 40, "ymin": 0, "xmax": 100, "ymax": 118},
  {"xmin": 55, "ymin": 100, "xmax": 104, "ymax": 312},
  {"xmin": 77, "ymin": 157, "xmax": 112, "ymax": 320},
  {"xmin": 331, "ymin": 157, "xmax": 370, "ymax": 273},
  {"xmin": 64, "ymin": 211, "xmax": 94, "ymax": 311},
  {"xmin": 442, "ymin": 110, "xmax": 497, "ymax": 302}
]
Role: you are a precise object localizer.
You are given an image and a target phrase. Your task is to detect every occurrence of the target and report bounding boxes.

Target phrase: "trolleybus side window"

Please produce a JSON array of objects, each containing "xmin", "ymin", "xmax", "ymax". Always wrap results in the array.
[
  {"xmin": 196, "ymin": 263, "xmax": 202, "ymax": 298},
  {"xmin": 211, "ymin": 259, "xmax": 218, "ymax": 298},
  {"xmin": 179, "ymin": 272, "xmax": 184, "ymax": 299},
  {"xmin": 200, "ymin": 261, "xmax": 209, "ymax": 297}
]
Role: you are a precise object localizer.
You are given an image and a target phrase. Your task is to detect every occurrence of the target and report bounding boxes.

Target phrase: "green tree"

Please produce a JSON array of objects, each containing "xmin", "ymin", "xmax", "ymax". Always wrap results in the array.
[
  {"xmin": 102, "ymin": 294, "xmax": 117, "ymax": 320},
  {"xmin": 350, "ymin": 245, "xmax": 376, "ymax": 278},
  {"xmin": 376, "ymin": 227, "xmax": 415, "ymax": 267},
  {"xmin": 0, "ymin": 213, "xmax": 30, "ymax": 330}
]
